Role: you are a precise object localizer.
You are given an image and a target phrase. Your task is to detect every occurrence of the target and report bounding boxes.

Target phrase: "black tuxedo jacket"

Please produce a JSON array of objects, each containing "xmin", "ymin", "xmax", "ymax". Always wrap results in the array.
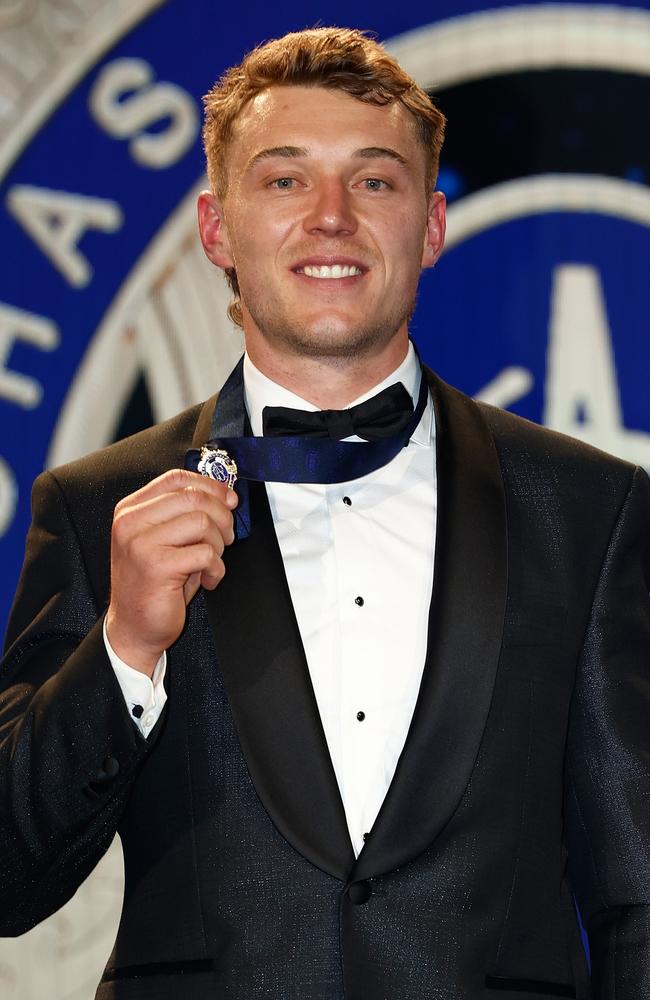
[{"xmin": 1, "ymin": 369, "xmax": 649, "ymax": 1000}]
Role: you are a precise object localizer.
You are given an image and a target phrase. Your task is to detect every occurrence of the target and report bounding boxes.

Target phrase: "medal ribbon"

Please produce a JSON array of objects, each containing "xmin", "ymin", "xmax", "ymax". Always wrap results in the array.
[{"xmin": 185, "ymin": 352, "xmax": 429, "ymax": 540}]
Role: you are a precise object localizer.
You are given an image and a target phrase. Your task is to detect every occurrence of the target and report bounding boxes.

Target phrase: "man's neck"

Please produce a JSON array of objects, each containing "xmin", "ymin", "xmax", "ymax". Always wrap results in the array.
[
  {"xmin": 243, "ymin": 340, "xmax": 423, "ymax": 441},
  {"xmin": 244, "ymin": 333, "xmax": 410, "ymax": 410}
]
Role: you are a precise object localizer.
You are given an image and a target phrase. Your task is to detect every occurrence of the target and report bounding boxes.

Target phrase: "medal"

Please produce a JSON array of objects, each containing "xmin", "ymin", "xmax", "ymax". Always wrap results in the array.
[{"xmin": 197, "ymin": 446, "xmax": 238, "ymax": 489}]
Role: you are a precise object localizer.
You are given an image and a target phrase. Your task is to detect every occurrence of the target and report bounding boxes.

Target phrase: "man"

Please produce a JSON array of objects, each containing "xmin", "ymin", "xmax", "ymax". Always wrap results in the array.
[{"xmin": 1, "ymin": 26, "xmax": 649, "ymax": 1000}]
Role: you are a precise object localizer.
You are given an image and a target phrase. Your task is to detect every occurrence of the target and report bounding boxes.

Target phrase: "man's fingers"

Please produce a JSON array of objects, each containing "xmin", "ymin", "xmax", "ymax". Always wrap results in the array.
[
  {"xmin": 113, "ymin": 484, "xmax": 236, "ymax": 546},
  {"xmin": 183, "ymin": 571, "xmax": 202, "ymax": 604},
  {"xmin": 158, "ymin": 542, "xmax": 225, "ymax": 588},
  {"xmin": 125, "ymin": 511, "xmax": 229, "ymax": 568},
  {"xmin": 114, "ymin": 468, "xmax": 237, "ymax": 514}
]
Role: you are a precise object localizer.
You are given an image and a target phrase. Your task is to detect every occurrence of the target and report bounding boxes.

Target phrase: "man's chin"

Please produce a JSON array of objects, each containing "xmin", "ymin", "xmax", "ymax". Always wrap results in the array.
[
  {"xmin": 242, "ymin": 296, "xmax": 413, "ymax": 360},
  {"xmin": 267, "ymin": 314, "xmax": 403, "ymax": 359}
]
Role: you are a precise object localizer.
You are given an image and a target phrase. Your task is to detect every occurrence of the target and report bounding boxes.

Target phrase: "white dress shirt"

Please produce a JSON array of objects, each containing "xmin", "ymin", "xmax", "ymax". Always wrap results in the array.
[
  {"xmin": 104, "ymin": 618, "xmax": 167, "ymax": 738},
  {"xmin": 106, "ymin": 343, "xmax": 437, "ymax": 857}
]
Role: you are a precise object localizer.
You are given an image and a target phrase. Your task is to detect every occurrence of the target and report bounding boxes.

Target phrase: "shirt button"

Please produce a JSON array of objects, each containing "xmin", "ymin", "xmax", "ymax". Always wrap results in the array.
[
  {"xmin": 356, "ymin": 711, "xmax": 366, "ymax": 722},
  {"xmin": 342, "ymin": 496, "xmax": 352, "ymax": 506},
  {"xmin": 354, "ymin": 596, "xmax": 364, "ymax": 607},
  {"xmin": 131, "ymin": 704, "xmax": 144, "ymax": 719},
  {"xmin": 143, "ymin": 712, "xmax": 155, "ymax": 729}
]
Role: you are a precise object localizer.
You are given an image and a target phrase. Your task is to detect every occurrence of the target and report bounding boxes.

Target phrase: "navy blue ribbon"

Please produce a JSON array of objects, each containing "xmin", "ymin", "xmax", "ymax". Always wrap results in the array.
[{"xmin": 185, "ymin": 355, "xmax": 428, "ymax": 540}]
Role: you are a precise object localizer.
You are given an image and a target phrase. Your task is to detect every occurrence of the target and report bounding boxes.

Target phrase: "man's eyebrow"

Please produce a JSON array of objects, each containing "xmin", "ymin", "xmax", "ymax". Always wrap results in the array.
[
  {"xmin": 246, "ymin": 146, "xmax": 309, "ymax": 170},
  {"xmin": 246, "ymin": 145, "xmax": 410, "ymax": 171},
  {"xmin": 353, "ymin": 146, "xmax": 409, "ymax": 166}
]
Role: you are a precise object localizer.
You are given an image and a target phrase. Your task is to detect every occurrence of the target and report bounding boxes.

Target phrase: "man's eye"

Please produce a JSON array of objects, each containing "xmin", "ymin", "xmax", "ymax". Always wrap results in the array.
[
  {"xmin": 269, "ymin": 177, "xmax": 296, "ymax": 190},
  {"xmin": 363, "ymin": 178, "xmax": 389, "ymax": 191}
]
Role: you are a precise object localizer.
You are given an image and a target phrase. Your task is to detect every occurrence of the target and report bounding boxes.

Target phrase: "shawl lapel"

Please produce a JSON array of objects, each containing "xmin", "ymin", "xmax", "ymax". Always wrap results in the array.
[{"xmin": 194, "ymin": 384, "xmax": 355, "ymax": 881}]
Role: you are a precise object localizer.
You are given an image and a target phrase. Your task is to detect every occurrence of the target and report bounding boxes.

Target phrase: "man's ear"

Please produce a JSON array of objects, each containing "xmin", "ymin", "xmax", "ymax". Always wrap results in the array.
[
  {"xmin": 421, "ymin": 191, "xmax": 446, "ymax": 269},
  {"xmin": 197, "ymin": 191, "xmax": 234, "ymax": 269}
]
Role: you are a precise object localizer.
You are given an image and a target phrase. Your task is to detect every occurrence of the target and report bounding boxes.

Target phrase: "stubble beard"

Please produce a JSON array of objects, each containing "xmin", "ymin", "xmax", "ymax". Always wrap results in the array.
[{"xmin": 242, "ymin": 286, "xmax": 419, "ymax": 364}]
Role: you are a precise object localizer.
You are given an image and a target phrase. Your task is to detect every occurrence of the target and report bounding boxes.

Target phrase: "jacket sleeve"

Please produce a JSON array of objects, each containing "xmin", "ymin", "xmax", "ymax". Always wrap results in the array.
[
  {"xmin": 0, "ymin": 470, "xmax": 161, "ymax": 936},
  {"xmin": 565, "ymin": 465, "xmax": 650, "ymax": 998}
]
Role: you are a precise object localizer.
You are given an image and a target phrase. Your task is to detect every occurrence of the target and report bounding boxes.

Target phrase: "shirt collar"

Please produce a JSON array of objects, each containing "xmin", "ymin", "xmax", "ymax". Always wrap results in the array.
[{"xmin": 243, "ymin": 341, "xmax": 433, "ymax": 448}]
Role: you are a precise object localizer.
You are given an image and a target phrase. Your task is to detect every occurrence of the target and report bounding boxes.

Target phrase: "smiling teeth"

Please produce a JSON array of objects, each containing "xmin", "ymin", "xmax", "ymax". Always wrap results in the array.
[{"xmin": 302, "ymin": 264, "xmax": 362, "ymax": 278}]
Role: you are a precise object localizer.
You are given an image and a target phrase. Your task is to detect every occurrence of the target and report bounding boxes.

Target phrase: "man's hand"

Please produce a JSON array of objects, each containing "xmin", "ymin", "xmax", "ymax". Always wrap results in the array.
[{"xmin": 105, "ymin": 469, "xmax": 238, "ymax": 677}]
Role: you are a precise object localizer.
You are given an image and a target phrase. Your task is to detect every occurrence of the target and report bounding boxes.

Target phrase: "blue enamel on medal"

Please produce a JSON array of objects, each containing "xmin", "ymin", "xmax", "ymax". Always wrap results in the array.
[{"xmin": 197, "ymin": 446, "xmax": 238, "ymax": 489}]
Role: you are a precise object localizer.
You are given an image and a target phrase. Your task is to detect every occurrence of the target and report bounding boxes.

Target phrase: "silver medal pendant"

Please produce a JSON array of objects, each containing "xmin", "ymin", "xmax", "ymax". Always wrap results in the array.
[{"xmin": 197, "ymin": 446, "xmax": 238, "ymax": 489}]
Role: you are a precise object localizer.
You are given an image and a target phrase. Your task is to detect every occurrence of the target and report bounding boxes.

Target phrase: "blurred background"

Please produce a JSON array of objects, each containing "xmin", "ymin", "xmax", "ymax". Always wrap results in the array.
[{"xmin": 1, "ymin": 0, "xmax": 649, "ymax": 996}]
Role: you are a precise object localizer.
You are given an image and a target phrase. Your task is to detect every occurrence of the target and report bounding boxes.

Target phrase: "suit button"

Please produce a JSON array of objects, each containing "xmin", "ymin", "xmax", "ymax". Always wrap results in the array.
[
  {"xmin": 347, "ymin": 880, "xmax": 372, "ymax": 905},
  {"xmin": 84, "ymin": 755, "xmax": 121, "ymax": 798},
  {"xmin": 94, "ymin": 756, "xmax": 120, "ymax": 782},
  {"xmin": 102, "ymin": 755, "xmax": 120, "ymax": 778}
]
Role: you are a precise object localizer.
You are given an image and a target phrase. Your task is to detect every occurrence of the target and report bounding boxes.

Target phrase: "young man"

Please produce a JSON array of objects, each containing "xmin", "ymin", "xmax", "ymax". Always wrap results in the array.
[{"xmin": 1, "ymin": 27, "xmax": 649, "ymax": 1000}]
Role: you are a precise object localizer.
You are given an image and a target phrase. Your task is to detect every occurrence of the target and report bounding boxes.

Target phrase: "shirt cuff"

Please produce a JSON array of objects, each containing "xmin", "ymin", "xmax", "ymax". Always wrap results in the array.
[{"xmin": 103, "ymin": 618, "xmax": 168, "ymax": 738}]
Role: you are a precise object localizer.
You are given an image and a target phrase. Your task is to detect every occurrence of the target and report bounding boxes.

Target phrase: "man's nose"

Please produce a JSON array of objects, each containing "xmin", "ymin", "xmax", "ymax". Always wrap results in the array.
[{"xmin": 303, "ymin": 180, "xmax": 357, "ymax": 237}]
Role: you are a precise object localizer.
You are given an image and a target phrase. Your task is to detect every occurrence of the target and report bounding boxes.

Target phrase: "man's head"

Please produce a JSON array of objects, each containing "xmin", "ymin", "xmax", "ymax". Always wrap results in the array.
[{"xmin": 198, "ymin": 27, "xmax": 446, "ymax": 384}]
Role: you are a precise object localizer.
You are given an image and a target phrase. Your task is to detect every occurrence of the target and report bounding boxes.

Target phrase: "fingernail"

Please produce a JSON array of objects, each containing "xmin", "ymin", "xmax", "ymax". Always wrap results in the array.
[{"xmin": 225, "ymin": 489, "xmax": 238, "ymax": 508}]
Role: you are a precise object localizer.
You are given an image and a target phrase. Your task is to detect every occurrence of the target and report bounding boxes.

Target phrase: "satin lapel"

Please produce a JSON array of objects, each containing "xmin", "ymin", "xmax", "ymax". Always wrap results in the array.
[
  {"xmin": 353, "ymin": 370, "xmax": 508, "ymax": 881},
  {"xmin": 196, "ymin": 379, "xmax": 355, "ymax": 882}
]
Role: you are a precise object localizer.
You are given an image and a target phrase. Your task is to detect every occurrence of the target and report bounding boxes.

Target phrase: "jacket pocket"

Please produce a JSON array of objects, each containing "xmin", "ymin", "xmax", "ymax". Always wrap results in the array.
[
  {"xmin": 485, "ymin": 975, "xmax": 576, "ymax": 997},
  {"xmin": 101, "ymin": 959, "xmax": 214, "ymax": 981},
  {"xmin": 97, "ymin": 963, "xmax": 216, "ymax": 1000}
]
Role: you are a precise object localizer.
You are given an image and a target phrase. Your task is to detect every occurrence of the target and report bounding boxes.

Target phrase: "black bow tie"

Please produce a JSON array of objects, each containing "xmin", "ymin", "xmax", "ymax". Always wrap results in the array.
[{"xmin": 262, "ymin": 382, "xmax": 414, "ymax": 441}]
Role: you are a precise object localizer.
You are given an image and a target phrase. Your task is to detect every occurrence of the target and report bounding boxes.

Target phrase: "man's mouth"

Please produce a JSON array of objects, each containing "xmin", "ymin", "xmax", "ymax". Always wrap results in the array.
[
  {"xmin": 292, "ymin": 260, "xmax": 366, "ymax": 280},
  {"xmin": 299, "ymin": 264, "xmax": 363, "ymax": 279}
]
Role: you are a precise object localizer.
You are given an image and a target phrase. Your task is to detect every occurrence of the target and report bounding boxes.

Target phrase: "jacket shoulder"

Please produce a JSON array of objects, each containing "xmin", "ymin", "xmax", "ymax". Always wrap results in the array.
[
  {"xmin": 477, "ymin": 397, "xmax": 634, "ymax": 473},
  {"xmin": 425, "ymin": 366, "xmax": 639, "ymax": 503},
  {"xmin": 474, "ymin": 398, "xmax": 642, "ymax": 513}
]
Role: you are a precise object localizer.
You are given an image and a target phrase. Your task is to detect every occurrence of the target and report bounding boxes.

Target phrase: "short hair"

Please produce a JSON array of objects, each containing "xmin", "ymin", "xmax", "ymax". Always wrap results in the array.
[{"xmin": 202, "ymin": 26, "xmax": 446, "ymax": 326}]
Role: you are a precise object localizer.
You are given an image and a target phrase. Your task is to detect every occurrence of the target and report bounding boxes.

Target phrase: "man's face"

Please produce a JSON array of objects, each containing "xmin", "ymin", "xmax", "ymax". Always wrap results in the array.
[{"xmin": 199, "ymin": 85, "xmax": 445, "ymax": 363}]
